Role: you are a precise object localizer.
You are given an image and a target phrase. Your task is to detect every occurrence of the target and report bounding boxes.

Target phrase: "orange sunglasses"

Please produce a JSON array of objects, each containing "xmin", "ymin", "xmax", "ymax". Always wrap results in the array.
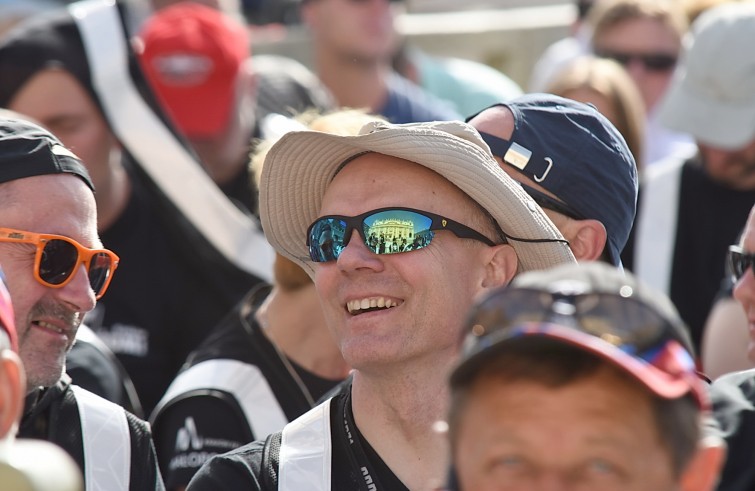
[{"xmin": 0, "ymin": 227, "xmax": 119, "ymax": 299}]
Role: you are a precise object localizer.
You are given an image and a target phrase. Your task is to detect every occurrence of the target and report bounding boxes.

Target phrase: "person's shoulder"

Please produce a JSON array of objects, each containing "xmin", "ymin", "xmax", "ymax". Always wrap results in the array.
[
  {"xmin": 252, "ymin": 54, "xmax": 335, "ymax": 117},
  {"xmin": 710, "ymin": 369, "xmax": 755, "ymax": 433},
  {"xmin": 712, "ymin": 368, "xmax": 755, "ymax": 402},
  {"xmin": 420, "ymin": 54, "xmax": 522, "ymax": 98},
  {"xmin": 710, "ymin": 369, "xmax": 755, "ymax": 490},
  {"xmin": 186, "ymin": 440, "xmax": 268, "ymax": 490},
  {"xmin": 642, "ymin": 151, "xmax": 690, "ymax": 182},
  {"xmin": 69, "ymin": 384, "xmax": 153, "ymax": 439},
  {"xmin": 384, "ymin": 72, "xmax": 461, "ymax": 122}
]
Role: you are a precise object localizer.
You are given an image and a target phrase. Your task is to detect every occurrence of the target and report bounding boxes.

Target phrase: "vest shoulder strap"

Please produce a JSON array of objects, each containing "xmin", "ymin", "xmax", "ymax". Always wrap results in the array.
[
  {"xmin": 152, "ymin": 359, "xmax": 289, "ymax": 439},
  {"xmin": 278, "ymin": 399, "xmax": 333, "ymax": 491},
  {"xmin": 634, "ymin": 158, "xmax": 684, "ymax": 294},
  {"xmin": 70, "ymin": 385, "xmax": 130, "ymax": 491}
]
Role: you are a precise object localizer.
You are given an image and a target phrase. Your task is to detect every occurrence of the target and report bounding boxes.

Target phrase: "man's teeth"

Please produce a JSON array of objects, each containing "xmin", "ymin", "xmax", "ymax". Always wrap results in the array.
[
  {"xmin": 36, "ymin": 321, "xmax": 64, "ymax": 334},
  {"xmin": 347, "ymin": 297, "xmax": 397, "ymax": 314}
]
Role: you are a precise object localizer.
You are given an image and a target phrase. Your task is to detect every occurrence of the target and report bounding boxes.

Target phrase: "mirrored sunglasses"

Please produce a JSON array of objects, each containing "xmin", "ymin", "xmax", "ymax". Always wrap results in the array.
[
  {"xmin": 307, "ymin": 207, "xmax": 496, "ymax": 263},
  {"xmin": 596, "ymin": 50, "xmax": 678, "ymax": 72},
  {"xmin": 467, "ymin": 288, "xmax": 685, "ymax": 356},
  {"xmin": 464, "ymin": 288, "xmax": 706, "ymax": 405},
  {"xmin": 0, "ymin": 227, "xmax": 119, "ymax": 299},
  {"xmin": 728, "ymin": 245, "xmax": 755, "ymax": 282}
]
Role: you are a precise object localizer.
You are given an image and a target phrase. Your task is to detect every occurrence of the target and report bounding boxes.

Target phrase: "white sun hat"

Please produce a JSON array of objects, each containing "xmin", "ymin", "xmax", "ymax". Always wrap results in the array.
[
  {"xmin": 658, "ymin": 2, "xmax": 755, "ymax": 150},
  {"xmin": 259, "ymin": 119, "xmax": 576, "ymax": 277}
]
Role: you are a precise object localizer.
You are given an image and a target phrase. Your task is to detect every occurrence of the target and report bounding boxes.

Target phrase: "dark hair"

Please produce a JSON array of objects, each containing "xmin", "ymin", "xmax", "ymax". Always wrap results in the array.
[{"xmin": 448, "ymin": 341, "xmax": 700, "ymax": 477}]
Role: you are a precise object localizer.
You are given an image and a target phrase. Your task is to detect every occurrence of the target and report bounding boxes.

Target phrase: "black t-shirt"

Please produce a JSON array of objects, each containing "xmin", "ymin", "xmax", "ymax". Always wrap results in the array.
[
  {"xmin": 623, "ymin": 154, "xmax": 755, "ymax": 353},
  {"xmin": 186, "ymin": 384, "xmax": 411, "ymax": 491},
  {"xmin": 89, "ymin": 161, "xmax": 261, "ymax": 414},
  {"xmin": 153, "ymin": 286, "xmax": 343, "ymax": 489}
]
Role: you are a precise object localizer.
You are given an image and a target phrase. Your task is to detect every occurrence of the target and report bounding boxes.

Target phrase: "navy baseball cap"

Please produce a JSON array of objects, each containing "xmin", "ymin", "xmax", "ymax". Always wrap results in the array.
[
  {"xmin": 467, "ymin": 93, "xmax": 638, "ymax": 267},
  {"xmin": 0, "ymin": 116, "xmax": 93, "ymax": 190}
]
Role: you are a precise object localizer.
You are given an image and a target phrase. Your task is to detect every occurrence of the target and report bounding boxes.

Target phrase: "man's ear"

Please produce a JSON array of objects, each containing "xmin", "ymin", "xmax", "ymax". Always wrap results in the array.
[
  {"xmin": 680, "ymin": 437, "xmax": 726, "ymax": 491},
  {"xmin": 0, "ymin": 351, "xmax": 25, "ymax": 439},
  {"xmin": 481, "ymin": 243, "xmax": 518, "ymax": 289},
  {"xmin": 567, "ymin": 219, "xmax": 607, "ymax": 262}
]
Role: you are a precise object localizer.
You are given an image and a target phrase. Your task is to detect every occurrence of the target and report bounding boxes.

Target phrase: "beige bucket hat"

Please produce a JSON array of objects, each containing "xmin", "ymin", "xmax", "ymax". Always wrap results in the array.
[{"xmin": 259, "ymin": 120, "xmax": 576, "ymax": 277}]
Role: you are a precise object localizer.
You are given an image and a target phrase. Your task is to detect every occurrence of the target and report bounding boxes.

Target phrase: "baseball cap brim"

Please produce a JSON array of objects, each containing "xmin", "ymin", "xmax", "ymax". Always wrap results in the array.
[
  {"xmin": 259, "ymin": 120, "xmax": 575, "ymax": 278},
  {"xmin": 658, "ymin": 76, "xmax": 755, "ymax": 150},
  {"xmin": 451, "ymin": 323, "xmax": 703, "ymax": 404}
]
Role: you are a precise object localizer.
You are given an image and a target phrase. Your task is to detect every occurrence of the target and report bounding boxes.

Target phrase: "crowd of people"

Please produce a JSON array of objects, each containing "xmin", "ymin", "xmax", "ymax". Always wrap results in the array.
[{"xmin": 0, "ymin": 0, "xmax": 753, "ymax": 490}]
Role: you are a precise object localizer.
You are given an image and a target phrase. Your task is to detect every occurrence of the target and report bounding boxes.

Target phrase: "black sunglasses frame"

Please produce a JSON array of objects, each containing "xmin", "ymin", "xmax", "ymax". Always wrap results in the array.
[
  {"xmin": 596, "ymin": 50, "xmax": 678, "ymax": 72},
  {"xmin": 307, "ymin": 207, "xmax": 497, "ymax": 263}
]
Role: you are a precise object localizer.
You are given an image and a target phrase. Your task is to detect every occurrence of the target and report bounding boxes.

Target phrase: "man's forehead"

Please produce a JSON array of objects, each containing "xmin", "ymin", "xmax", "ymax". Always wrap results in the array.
[
  {"xmin": 325, "ymin": 152, "xmax": 461, "ymax": 199},
  {"xmin": 319, "ymin": 153, "xmax": 486, "ymax": 228}
]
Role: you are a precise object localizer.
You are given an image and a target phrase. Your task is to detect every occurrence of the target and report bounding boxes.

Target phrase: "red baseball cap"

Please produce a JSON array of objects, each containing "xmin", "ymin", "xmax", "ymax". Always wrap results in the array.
[
  {"xmin": 0, "ymin": 274, "xmax": 17, "ymax": 352},
  {"xmin": 138, "ymin": 2, "xmax": 250, "ymax": 138}
]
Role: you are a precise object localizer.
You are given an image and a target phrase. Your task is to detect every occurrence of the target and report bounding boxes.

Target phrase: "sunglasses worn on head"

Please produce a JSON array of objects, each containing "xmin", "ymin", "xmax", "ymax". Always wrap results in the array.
[
  {"xmin": 728, "ymin": 245, "xmax": 755, "ymax": 282},
  {"xmin": 0, "ymin": 228, "xmax": 119, "ymax": 299},
  {"xmin": 466, "ymin": 288, "xmax": 706, "ymax": 401},
  {"xmin": 596, "ymin": 50, "xmax": 677, "ymax": 72},
  {"xmin": 307, "ymin": 207, "xmax": 497, "ymax": 263},
  {"xmin": 469, "ymin": 289, "xmax": 685, "ymax": 356}
]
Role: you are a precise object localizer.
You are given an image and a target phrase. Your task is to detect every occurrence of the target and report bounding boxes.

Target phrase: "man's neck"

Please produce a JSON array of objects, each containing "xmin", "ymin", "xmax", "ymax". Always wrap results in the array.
[
  {"xmin": 314, "ymin": 48, "xmax": 390, "ymax": 113},
  {"xmin": 258, "ymin": 285, "xmax": 350, "ymax": 380},
  {"xmin": 350, "ymin": 356, "xmax": 454, "ymax": 491},
  {"xmin": 97, "ymin": 149, "xmax": 131, "ymax": 232}
]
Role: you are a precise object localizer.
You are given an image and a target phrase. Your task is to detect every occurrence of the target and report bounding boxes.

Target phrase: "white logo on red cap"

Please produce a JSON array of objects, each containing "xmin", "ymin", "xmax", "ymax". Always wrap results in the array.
[{"xmin": 152, "ymin": 54, "xmax": 214, "ymax": 86}]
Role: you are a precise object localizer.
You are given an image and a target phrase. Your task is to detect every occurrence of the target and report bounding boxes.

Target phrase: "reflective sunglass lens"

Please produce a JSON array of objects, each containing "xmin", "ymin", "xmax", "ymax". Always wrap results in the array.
[
  {"xmin": 363, "ymin": 210, "xmax": 433, "ymax": 255},
  {"xmin": 730, "ymin": 250, "xmax": 754, "ymax": 280},
  {"xmin": 40, "ymin": 239, "xmax": 78, "ymax": 285},
  {"xmin": 309, "ymin": 218, "xmax": 347, "ymax": 262},
  {"xmin": 89, "ymin": 253, "xmax": 113, "ymax": 296}
]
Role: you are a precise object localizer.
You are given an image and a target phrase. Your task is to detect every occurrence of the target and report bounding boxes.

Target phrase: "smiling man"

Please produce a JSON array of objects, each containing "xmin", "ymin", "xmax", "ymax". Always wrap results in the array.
[
  {"xmin": 187, "ymin": 120, "xmax": 575, "ymax": 490},
  {"xmin": 0, "ymin": 117, "xmax": 164, "ymax": 490}
]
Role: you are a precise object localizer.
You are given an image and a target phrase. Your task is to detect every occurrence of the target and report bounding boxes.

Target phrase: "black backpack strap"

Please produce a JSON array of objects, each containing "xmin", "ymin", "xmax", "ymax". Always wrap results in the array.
[{"xmin": 261, "ymin": 431, "xmax": 282, "ymax": 489}]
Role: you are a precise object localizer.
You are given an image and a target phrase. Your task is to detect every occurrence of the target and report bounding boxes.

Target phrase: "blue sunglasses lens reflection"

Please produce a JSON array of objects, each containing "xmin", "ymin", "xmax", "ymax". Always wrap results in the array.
[{"xmin": 308, "ymin": 209, "xmax": 435, "ymax": 262}]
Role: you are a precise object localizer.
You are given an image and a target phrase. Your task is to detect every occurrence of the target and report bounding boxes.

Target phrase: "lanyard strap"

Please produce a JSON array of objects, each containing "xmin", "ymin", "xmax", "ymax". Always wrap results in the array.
[
  {"xmin": 337, "ymin": 391, "xmax": 386, "ymax": 491},
  {"xmin": 71, "ymin": 385, "xmax": 130, "ymax": 491},
  {"xmin": 69, "ymin": 0, "xmax": 274, "ymax": 282}
]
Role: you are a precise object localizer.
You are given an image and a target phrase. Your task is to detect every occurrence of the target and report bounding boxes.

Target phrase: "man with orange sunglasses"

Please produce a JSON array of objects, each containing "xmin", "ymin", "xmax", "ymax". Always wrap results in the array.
[{"xmin": 0, "ymin": 116, "xmax": 164, "ymax": 490}]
